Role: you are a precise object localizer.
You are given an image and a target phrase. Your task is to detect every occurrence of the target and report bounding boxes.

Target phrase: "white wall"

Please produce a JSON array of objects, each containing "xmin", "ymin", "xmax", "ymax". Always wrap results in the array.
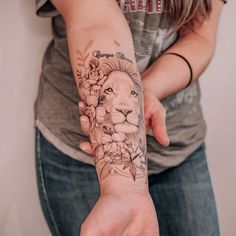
[
  {"xmin": 0, "ymin": 1, "xmax": 235, "ymax": 236},
  {"xmin": 201, "ymin": 2, "xmax": 236, "ymax": 235},
  {"xmin": 0, "ymin": 1, "xmax": 51, "ymax": 235}
]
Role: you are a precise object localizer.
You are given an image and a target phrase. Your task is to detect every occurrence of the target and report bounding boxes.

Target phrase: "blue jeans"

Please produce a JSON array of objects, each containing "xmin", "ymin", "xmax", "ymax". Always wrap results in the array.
[{"xmin": 35, "ymin": 130, "xmax": 220, "ymax": 236}]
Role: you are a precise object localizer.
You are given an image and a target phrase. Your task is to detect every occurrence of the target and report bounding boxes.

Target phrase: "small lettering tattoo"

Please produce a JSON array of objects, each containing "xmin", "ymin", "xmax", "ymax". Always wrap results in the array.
[
  {"xmin": 92, "ymin": 50, "xmax": 114, "ymax": 59},
  {"xmin": 116, "ymin": 52, "xmax": 133, "ymax": 63}
]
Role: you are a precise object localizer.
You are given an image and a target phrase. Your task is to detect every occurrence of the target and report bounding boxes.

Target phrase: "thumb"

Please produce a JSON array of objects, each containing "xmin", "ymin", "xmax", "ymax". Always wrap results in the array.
[
  {"xmin": 150, "ymin": 109, "xmax": 169, "ymax": 147},
  {"xmin": 79, "ymin": 141, "xmax": 93, "ymax": 155}
]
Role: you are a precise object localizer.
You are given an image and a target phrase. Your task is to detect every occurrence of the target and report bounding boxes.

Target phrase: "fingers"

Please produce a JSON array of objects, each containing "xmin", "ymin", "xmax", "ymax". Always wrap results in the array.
[
  {"xmin": 79, "ymin": 102, "xmax": 91, "ymax": 136},
  {"xmin": 150, "ymin": 106, "xmax": 169, "ymax": 146},
  {"xmin": 79, "ymin": 115, "xmax": 93, "ymax": 155},
  {"xmin": 78, "ymin": 102, "xmax": 93, "ymax": 155},
  {"xmin": 79, "ymin": 101, "xmax": 85, "ymax": 115},
  {"xmin": 151, "ymin": 115, "xmax": 170, "ymax": 146},
  {"xmin": 80, "ymin": 115, "xmax": 90, "ymax": 135},
  {"xmin": 80, "ymin": 141, "xmax": 93, "ymax": 155},
  {"xmin": 144, "ymin": 100, "xmax": 152, "ymax": 128},
  {"xmin": 144, "ymin": 98, "xmax": 169, "ymax": 146},
  {"xmin": 145, "ymin": 117, "xmax": 151, "ymax": 128}
]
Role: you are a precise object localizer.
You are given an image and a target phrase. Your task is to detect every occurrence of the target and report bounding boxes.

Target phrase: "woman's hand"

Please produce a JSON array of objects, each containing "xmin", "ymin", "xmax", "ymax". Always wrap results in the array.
[
  {"xmin": 81, "ymin": 191, "xmax": 159, "ymax": 236},
  {"xmin": 143, "ymin": 89, "xmax": 169, "ymax": 146}
]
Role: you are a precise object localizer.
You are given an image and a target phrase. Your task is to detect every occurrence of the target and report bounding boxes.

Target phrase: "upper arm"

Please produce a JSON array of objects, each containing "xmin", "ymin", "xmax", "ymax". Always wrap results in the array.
[
  {"xmin": 179, "ymin": 0, "xmax": 224, "ymax": 44},
  {"xmin": 50, "ymin": 0, "xmax": 126, "ymax": 29}
]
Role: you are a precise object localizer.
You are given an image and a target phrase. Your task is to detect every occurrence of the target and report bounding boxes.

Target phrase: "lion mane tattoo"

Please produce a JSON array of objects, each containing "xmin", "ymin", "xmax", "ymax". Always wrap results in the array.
[{"xmin": 76, "ymin": 41, "xmax": 146, "ymax": 181}]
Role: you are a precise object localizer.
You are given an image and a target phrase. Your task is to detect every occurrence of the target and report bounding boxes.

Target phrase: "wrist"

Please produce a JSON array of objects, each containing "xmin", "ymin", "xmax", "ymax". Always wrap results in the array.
[
  {"xmin": 142, "ymin": 73, "xmax": 166, "ymax": 100},
  {"xmin": 98, "ymin": 171, "xmax": 149, "ymax": 196},
  {"xmin": 141, "ymin": 52, "xmax": 194, "ymax": 100}
]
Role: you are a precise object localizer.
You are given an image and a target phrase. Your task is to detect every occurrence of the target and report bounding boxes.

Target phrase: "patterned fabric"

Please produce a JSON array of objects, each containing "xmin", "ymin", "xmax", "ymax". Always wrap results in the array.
[{"xmin": 34, "ymin": 0, "xmax": 206, "ymax": 174}]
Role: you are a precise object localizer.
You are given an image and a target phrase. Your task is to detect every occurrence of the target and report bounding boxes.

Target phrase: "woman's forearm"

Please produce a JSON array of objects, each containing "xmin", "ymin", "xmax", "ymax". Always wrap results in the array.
[
  {"xmin": 142, "ymin": 0, "xmax": 224, "ymax": 100},
  {"xmin": 55, "ymin": 0, "xmax": 149, "ymax": 193},
  {"xmin": 70, "ymin": 30, "xmax": 148, "ymax": 193},
  {"xmin": 142, "ymin": 34, "xmax": 214, "ymax": 100}
]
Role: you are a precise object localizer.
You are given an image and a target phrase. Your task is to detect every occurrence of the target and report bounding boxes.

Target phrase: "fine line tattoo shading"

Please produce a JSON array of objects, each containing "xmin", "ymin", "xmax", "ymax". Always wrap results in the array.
[{"xmin": 76, "ymin": 41, "xmax": 147, "ymax": 181}]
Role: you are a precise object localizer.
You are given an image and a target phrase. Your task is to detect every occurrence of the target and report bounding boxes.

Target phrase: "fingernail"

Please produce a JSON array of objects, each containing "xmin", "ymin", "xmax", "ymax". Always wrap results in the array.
[
  {"xmin": 164, "ymin": 140, "xmax": 170, "ymax": 147},
  {"xmin": 79, "ymin": 144, "xmax": 87, "ymax": 151},
  {"xmin": 80, "ymin": 116, "xmax": 87, "ymax": 122}
]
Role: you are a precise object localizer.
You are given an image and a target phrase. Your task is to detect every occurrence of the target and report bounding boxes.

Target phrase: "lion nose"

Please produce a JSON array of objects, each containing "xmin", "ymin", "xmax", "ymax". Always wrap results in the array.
[{"xmin": 116, "ymin": 108, "xmax": 132, "ymax": 116}]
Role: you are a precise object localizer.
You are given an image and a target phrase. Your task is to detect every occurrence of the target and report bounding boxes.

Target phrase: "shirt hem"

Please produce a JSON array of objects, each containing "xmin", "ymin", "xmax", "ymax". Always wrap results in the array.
[{"xmin": 35, "ymin": 120, "xmax": 95, "ymax": 166}]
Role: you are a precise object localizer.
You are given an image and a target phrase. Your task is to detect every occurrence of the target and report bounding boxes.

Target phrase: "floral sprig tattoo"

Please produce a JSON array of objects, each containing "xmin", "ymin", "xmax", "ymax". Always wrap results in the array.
[{"xmin": 76, "ymin": 41, "xmax": 147, "ymax": 181}]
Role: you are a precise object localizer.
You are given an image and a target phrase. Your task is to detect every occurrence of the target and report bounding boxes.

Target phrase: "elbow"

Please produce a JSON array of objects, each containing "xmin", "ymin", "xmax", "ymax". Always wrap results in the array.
[
  {"xmin": 202, "ymin": 36, "xmax": 217, "ymax": 67},
  {"xmin": 183, "ymin": 33, "xmax": 217, "ymax": 68}
]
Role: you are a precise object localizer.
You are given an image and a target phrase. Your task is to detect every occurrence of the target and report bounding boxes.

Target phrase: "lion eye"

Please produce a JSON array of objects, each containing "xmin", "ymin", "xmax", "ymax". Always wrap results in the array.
[
  {"xmin": 104, "ymin": 87, "xmax": 114, "ymax": 94},
  {"xmin": 131, "ymin": 90, "xmax": 138, "ymax": 97}
]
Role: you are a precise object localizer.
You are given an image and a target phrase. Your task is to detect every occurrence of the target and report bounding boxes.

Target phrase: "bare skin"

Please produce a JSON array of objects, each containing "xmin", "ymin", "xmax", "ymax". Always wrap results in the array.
[{"xmin": 81, "ymin": 192, "xmax": 159, "ymax": 236}]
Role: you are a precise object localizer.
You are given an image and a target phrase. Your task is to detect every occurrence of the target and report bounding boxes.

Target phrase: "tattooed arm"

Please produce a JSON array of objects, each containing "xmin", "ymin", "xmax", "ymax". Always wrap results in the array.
[{"xmin": 51, "ymin": 0, "xmax": 159, "ymax": 235}]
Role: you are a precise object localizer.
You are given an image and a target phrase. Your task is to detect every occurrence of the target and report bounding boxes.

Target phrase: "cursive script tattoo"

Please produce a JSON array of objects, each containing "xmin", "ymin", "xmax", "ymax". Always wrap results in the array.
[
  {"xmin": 76, "ymin": 41, "xmax": 146, "ymax": 181},
  {"xmin": 92, "ymin": 50, "xmax": 114, "ymax": 59},
  {"xmin": 116, "ymin": 52, "xmax": 133, "ymax": 63}
]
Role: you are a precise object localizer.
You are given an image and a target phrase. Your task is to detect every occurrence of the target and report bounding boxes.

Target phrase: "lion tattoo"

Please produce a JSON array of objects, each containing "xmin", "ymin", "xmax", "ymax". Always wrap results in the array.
[
  {"xmin": 77, "ymin": 48, "xmax": 146, "ymax": 181},
  {"xmin": 99, "ymin": 71, "xmax": 140, "ymax": 133}
]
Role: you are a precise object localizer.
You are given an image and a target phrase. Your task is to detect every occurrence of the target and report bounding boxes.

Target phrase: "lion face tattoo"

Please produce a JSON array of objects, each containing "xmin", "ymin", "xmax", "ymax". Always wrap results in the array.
[{"xmin": 99, "ymin": 71, "xmax": 140, "ymax": 134}]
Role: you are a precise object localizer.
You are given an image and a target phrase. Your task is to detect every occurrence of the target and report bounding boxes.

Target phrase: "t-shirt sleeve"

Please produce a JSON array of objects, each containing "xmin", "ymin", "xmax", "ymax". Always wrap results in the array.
[{"xmin": 35, "ymin": 0, "xmax": 59, "ymax": 17}]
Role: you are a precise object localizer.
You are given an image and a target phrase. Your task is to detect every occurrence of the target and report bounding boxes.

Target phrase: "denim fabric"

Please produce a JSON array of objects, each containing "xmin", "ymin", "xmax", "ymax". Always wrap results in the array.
[{"xmin": 35, "ymin": 129, "xmax": 220, "ymax": 236}]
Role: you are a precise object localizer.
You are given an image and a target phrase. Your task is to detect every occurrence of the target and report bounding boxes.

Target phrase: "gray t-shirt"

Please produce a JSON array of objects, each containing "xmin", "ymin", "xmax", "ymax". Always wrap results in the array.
[{"xmin": 35, "ymin": 0, "xmax": 206, "ymax": 175}]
